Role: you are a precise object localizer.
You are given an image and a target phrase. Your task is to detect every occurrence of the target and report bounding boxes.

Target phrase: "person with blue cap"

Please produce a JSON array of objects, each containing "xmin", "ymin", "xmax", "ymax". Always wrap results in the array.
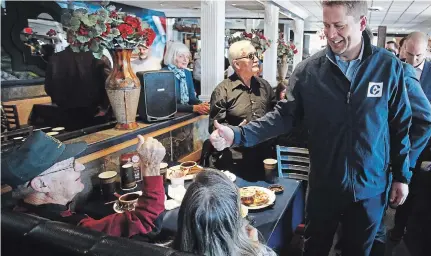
[{"xmin": 2, "ymin": 131, "xmax": 166, "ymax": 238}]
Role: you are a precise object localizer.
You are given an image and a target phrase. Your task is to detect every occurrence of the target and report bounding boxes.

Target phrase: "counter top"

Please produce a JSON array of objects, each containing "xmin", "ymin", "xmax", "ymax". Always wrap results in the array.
[{"xmin": 66, "ymin": 113, "xmax": 206, "ymax": 164}]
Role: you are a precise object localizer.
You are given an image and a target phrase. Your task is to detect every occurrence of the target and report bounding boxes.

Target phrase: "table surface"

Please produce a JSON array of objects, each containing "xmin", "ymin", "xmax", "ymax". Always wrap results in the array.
[{"xmin": 80, "ymin": 174, "xmax": 303, "ymax": 243}]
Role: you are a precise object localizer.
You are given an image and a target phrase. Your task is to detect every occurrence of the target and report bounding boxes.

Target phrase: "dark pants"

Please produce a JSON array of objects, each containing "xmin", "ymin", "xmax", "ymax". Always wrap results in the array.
[
  {"xmin": 393, "ymin": 173, "xmax": 419, "ymax": 234},
  {"xmin": 404, "ymin": 171, "xmax": 431, "ymax": 256},
  {"xmin": 304, "ymin": 192, "xmax": 386, "ymax": 256}
]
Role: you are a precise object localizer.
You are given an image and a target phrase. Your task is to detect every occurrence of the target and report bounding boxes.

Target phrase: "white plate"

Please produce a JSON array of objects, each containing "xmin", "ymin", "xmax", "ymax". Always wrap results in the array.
[
  {"xmin": 112, "ymin": 191, "xmax": 142, "ymax": 213},
  {"xmin": 166, "ymin": 165, "xmax": 203, "ymax": 181},
  {"xmin": 221, "ymin": 170, "xmax": 236, "ymax": 182},
  {"xmin": 240, "ymin": 186, "xmax": 276, "ymax": 210}
]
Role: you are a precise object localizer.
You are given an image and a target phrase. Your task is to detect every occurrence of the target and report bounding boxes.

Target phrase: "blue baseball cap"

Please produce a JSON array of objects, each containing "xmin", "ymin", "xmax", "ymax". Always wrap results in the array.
[{"xmin": 1, "ymin": 131, "xmax": 87, "ymax": 188}]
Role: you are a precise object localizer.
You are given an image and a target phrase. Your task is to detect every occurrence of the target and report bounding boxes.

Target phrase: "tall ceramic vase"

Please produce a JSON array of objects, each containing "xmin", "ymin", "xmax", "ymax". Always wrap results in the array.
[
  {"xmin": 105, "ymin": 49, "xmax": 141, "ymax": 130},
  {"xmin": 277, "ymin": 55, "xmax": 289, "ymax": 81}
]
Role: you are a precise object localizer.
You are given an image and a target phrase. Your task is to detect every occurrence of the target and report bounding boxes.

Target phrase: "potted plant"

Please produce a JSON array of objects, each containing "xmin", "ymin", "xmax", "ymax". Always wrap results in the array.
[
  {"xmin": 228, "ymin": 30, "xmax": 271, "ymax": 60},
  {"xmin": 277, "ymin": 33, "xmax": 297, "ymax": 80},
  {"xmin": 62, "ymin": 4, "xmax": 156, "ymax": 130}
]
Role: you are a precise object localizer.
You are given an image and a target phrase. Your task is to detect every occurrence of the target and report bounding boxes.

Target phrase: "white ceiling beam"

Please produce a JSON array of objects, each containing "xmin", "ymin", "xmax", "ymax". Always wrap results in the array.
[{"xmin": 269, "ymin": 0, "xmax": 309, "ymax": 20}]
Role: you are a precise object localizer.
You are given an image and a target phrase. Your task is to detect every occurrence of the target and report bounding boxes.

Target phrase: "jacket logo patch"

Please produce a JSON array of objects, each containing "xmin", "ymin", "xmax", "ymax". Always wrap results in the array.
[{"xmin": 367, "ymin": 82, "xmax": 383, "ymax": 97}]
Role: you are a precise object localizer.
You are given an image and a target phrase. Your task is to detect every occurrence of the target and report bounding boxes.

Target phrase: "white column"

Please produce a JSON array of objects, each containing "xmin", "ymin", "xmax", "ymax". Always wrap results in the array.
[
  {"xmin": 245, "ymin": 19, "xmax": 261, "ymax": 33},
  {"xmin": 262, "ymin": 3, "xmax": 279, "ymax": 88},
  {"xmin": 200, "ymin": 0, "xmax": 225, "ymax": 102},
  {"xmin": 292, "ymin": 18, "xmax": 304, "ymax": 70},
  {"xmin": 283, "ymin": 24, "xmax": 290, "ymax": 42},
  {"xmin": 166, "ymin": 18, "xmax": 176, "ymax": 43}
]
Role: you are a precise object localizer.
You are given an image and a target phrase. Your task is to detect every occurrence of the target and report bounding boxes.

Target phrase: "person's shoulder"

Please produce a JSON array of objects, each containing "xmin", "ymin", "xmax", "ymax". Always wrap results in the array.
[{"xmin": 294, "ymin": 49, "xmax": 325, "ymax": 74}]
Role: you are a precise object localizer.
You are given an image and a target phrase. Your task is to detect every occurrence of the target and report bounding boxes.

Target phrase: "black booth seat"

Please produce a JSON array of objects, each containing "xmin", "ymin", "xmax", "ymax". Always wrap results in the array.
[{"xmin": 1, "ymin": 209, "xmax": 195, "ymax": 256}]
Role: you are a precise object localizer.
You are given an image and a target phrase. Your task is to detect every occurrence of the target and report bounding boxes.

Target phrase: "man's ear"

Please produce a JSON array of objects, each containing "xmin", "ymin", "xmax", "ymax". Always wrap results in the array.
[
  {"xmin": 233, "ymin": 60, "xmax": 240, "ymax": 70},
  {"xmin": 30, "ymin": 176, "xmax": 51, "ymax": 193},
  {"xmin": 359, "ymin": 16, "xmax": 367, "ymax": 32}
]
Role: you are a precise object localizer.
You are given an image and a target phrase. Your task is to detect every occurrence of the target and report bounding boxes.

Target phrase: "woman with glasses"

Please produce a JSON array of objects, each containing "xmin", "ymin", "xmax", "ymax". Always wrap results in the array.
[
  {"xmin": 162, "ymin": 41, "xmax": 209, "ymax": 115},
  {"xmin": 208, "ymin": 40, "xmax": 276, "ymax": 181}
]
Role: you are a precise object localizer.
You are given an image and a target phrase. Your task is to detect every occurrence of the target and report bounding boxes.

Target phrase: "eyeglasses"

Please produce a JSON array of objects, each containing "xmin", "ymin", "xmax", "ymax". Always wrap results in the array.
[{"xmin": 235, "ymin": 52, "xmax": 258, "ymax": 61}]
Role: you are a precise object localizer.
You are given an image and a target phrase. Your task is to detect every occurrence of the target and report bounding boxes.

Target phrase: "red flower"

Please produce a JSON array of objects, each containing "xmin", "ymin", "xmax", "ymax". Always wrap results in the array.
[
  {"xmin": 46, "ymin": 29, "xmax": 57, "ymax": 36},
  {"xmin": 23, "ymin": 27, "xmax": 33, "ymax": 34},
  {"xmin": 78, "ymin": 24, "xmax": 89, "ymax": 36},
  {"xmin": 144, "ymin": 28, "xmax": 156, "ymax": 46},
  {"xmin": 117, "ymin": 23, "xmax": 134, "ymax": 39},
  {"xmin": 110, "ymin": 11, "xmax": 118, "ymax": 18},
  {"xmin": 102, "ymin": 23, "xmax": 111, "ymax": 37},
  {"xmin": 124, "ymin": 16, "xmax": 140, "ymax": 29}
]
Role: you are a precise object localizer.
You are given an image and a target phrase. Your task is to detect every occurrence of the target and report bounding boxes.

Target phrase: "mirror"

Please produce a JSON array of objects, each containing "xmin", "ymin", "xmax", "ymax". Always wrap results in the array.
[{"xmin": 20, "ymin": 13, "xmax": 67, "ymax": 63}]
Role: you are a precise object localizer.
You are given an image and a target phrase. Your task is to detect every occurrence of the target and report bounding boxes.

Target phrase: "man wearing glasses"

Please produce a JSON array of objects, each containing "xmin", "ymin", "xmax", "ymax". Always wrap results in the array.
[
  {"xmin": 2, "ymin": 131, "xmax": 166, "ymax": 238},
  {"xmin": 209, "ymin": 40, "xmax": 276, "ymax": 181}
]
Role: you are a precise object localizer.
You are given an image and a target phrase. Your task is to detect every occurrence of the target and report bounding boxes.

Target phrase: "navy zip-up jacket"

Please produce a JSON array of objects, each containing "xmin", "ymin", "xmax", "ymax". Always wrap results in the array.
[
  {"xmin": 232, "ymin": 36, "xmax": 414, "ymax": 201},
  {"xmin": 402, "ymin": 62, "xmax": 431, "ymax": 169}
]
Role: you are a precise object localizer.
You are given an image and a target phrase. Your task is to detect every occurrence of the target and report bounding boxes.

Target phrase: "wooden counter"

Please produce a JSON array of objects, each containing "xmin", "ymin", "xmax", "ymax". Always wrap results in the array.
[{"xmin": 65, "ymin": 113, "xmax": 209, "ymax": 164}]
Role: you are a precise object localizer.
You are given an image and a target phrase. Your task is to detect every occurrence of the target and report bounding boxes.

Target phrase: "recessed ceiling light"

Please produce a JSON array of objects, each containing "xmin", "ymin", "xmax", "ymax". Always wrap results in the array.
[
  {"xmin": 232, "ymin": 4, "xmax": 237, "ymax": 6},
  {"xmin": 401, "ymin": 28, "xmax": 405, "ymax": 31},
  {"xmin": 368, "ymin": 6, "xmax": 383, "ymax": 12}
]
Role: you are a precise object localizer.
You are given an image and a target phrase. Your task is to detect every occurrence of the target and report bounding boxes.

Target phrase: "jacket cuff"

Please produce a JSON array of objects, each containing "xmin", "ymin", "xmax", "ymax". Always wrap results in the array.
[
  {"xmin": 392, "ymin": 169, "xmax": 412, "ymax": 184},
  {"xmin": 141, "ymin": 176, "xmax": 164, "ymax": 191},
  {"xmin": 231, "ymin": 126, "xmax": 242, "ymax": 146}
]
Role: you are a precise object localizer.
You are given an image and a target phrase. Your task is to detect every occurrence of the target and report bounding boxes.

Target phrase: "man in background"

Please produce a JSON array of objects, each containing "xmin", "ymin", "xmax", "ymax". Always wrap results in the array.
[
  {"xmin": 386, "ymin": 41, "xmax": 399, "ymax": 56},
  {"xmin": 131, "ymin": 43, "xmax": 162, "ymax": 72},
  {"xmin": 391, "ymin": 31, "xmax": 431, "ymax": 243},
  {"xmin": 209, "ymin": 40, "xmax": 276, "ymax": 181},
  {"xmin": 44, "ymin": 31, "xmax": 111, "ymax": 130}
]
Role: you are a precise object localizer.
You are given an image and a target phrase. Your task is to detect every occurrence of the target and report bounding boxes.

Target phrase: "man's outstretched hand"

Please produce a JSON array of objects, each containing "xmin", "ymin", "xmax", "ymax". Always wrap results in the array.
[{"xmin": 209, "ymin": 120, "xmax": 235, "ymax": 151}]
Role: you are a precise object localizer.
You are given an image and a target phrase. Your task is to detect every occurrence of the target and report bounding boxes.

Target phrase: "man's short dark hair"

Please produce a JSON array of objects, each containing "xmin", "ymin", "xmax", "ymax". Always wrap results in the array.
[
  {"xmin": 386, "ymin": 41, "xmax": 399, "ymax": 49},
  {"xmin": 399, "ymin": 37, "xmax": 406, "ymax": 48},
  {"xmin": 321, "ymin": 0, "xmax": 368, "ymax": 20}
]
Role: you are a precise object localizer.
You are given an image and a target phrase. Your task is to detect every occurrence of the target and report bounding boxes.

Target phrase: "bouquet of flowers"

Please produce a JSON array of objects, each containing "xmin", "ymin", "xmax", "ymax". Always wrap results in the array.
[
  {"xmin": 277, "ymin": 36, "xmax": 298, "ymax": 64},
  {"xmin": 62, "ymin": 4, "xmax": 156, "ymax": 58},
  {"xmin": 228, "ymin": 30, "xmax": 271, "ymax": 59}
]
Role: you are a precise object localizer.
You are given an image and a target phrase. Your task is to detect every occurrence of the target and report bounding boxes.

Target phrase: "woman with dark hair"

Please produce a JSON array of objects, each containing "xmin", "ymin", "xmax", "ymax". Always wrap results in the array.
[{"xmin": 173, "ymin": 169, "xmax": 275, "ymax": 256}]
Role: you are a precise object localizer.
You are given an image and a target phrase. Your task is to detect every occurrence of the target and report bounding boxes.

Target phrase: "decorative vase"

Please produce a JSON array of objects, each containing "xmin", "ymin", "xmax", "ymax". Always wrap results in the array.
[
  {"xmin": 277, "ymin": 55, "xmax": 289, "ymax": 81},
  {"xmin": 105, "ymin": 49, "xmax": 141, "ymax": 130}
]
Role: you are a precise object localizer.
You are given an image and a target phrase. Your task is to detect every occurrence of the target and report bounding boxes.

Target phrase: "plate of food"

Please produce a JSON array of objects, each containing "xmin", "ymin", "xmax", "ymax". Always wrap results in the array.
[
  {"xmin": 166, "ymin": 164, "xmax": 204, "ymax": 180},
  {"xmin": 239, "ymin": 186, "xmax": 276, "ymax": 210}
]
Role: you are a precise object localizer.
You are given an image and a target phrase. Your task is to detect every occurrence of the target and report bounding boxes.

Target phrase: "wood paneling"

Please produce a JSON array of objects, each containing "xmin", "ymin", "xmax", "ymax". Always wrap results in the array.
[{"xmin": 3, "ymin": 96, "xmax": 51, "ymax": 125}]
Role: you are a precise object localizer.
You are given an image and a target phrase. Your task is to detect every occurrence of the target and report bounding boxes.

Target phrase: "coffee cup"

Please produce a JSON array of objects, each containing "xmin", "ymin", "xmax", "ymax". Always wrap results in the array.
[
  {"xmin": 118, "ymin": 192, "xmax": 140, "ymax": 211},
  {"xmin": 120, "ymin": 163, "xmax": 136, "ymax": 190},
  {"xmin": 180, "ymin": 161, "xmax": 196, "ymax": 173},
  {"xmin": 263, "ymin": 159, "xmax": 278, "ymax": 183},
  {"xmin": 171, "ymin": 176, "xmax": 185, "ymax": 188},
  {"xmin": 98, "ymin": 171, "xmax": 117, "ymax": 199},
  {"xmin": 160, "ymin": 162, "xmax": 168, "ymax": 182}
]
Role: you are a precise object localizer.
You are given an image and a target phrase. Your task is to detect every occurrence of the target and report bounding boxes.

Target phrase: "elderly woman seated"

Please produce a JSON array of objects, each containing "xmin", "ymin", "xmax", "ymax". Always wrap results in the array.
[
  {"xmin": 162, "ymin": 41, "xmax": 209, "ymax": 115},
  {"xmin": 2, "ymin": 131, "xmax": 166, "ymax": 238},
  {"xmin": 172, "ymin": 169, "xmax": 275, "ymax": 256}
]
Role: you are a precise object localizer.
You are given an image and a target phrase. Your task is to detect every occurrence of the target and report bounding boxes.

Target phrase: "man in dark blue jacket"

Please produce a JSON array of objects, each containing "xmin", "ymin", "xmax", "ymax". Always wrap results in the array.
[
  {"xmin": 209, "ymin": 1, "xmax": 429, "ymax": 256},
  {"xmin": 390, "ymin": 31, "xmax": 431, "ymax": 243}
]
